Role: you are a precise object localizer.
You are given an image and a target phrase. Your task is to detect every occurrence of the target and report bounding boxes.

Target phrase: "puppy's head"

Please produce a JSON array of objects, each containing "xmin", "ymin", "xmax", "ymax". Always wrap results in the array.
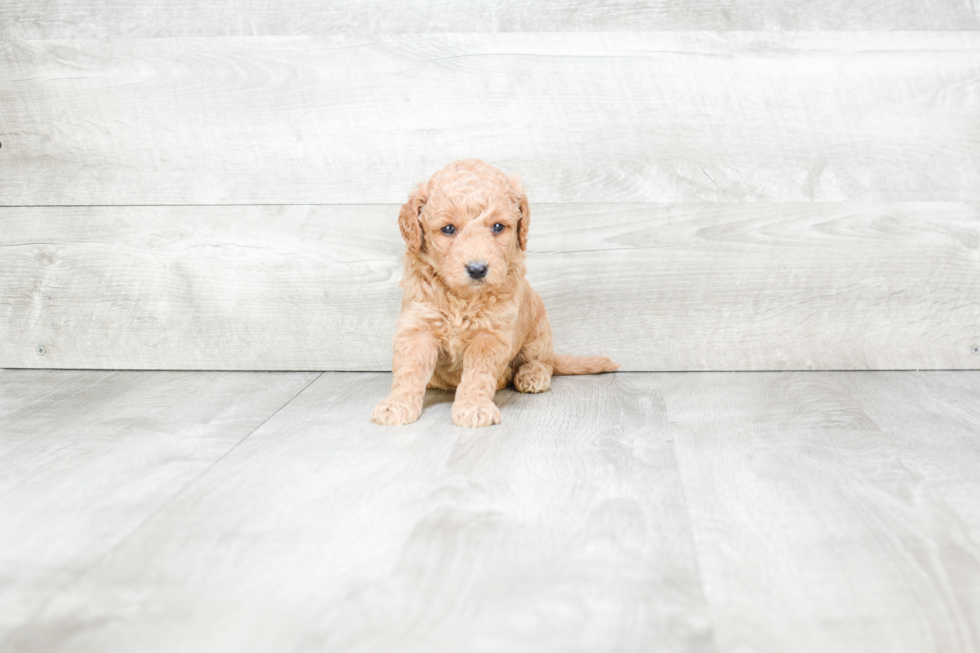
[{"xmin": 399, "ymin": 159, "xmax": 529, "ymax": 293}]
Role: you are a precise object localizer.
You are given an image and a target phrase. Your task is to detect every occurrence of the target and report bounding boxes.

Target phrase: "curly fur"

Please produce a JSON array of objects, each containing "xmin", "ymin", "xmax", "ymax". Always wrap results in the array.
[{"xmin": 372, "ymin": 159, "xmax": 619, "ymax": 427}]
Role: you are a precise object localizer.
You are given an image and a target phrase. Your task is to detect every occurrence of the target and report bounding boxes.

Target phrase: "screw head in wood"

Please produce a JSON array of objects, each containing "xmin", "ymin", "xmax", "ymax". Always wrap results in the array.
[
  {"xmin": 36, "ymin": 345, "xmax": 46, "ymax": 356},
  {"xmin": 973, "ymin": 345, "xmax": 980, "ymax": 355}
]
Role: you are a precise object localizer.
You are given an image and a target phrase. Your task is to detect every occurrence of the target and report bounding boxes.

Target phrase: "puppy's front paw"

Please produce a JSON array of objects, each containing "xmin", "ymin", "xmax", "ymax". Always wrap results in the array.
[
  {"xmin": 371, "ymin": 397, "xmax": 422, "ymax": 426},
  {"xmin": 452, "ymin": 399, "xmax": 501, "ymax": 427}
]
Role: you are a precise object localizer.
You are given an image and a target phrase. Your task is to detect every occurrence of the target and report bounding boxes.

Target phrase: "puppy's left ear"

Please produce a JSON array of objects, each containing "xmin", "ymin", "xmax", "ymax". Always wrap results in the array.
[
  {"xmin": 398, "ymin": 183, "xmax": 428, "ymax": 255},
  {"xmin": 509, "ymin": 176, "xmax": 530, "ymax": 251}
]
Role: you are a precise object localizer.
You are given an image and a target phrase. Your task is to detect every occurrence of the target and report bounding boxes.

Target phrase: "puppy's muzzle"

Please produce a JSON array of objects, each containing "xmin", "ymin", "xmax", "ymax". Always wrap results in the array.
[{"xmin": 465, "ymin": 261, "xmax": 489, "ymax": 280}]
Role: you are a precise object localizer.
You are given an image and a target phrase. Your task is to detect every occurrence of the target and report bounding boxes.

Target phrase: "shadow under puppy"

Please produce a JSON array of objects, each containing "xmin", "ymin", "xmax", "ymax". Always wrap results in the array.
[{"xmin": 372, "ymin": 159, "xmax": 619, "ymax": 427}]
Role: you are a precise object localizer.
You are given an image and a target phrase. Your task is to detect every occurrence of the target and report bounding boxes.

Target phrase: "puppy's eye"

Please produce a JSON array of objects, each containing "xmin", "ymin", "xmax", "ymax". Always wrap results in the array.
[
  {"xmin": 441, "ymin": 225, "xmax": 456, "ymax": 235},
  {"xmin": 491, "ymin": 222, "xmax": 505, "ymax": 234}
]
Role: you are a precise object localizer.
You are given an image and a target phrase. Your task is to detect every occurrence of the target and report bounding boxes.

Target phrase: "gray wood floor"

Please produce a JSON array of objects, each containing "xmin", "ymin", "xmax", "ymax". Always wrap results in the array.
[{"xmin": 2, "ymin": 369, "xmax": 978, "ymax": 652}]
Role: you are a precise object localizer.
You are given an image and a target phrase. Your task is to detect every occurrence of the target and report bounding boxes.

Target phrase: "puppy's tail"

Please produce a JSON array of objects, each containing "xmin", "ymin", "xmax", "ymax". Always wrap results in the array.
[{"xmin": 552, "ymin": 354, "xmax": 620, "ymax": 376}]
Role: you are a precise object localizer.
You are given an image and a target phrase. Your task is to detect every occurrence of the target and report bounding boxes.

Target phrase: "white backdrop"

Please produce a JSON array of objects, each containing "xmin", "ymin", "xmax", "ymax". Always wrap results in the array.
[{"xmin": 1, "ymin": 3, "xmax": 978, "ymax": 370}]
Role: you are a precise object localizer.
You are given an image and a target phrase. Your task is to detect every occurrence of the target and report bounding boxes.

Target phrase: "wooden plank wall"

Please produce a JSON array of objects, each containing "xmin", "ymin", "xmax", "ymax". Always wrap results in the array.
[
  {"xmin": 3, "ymin": 1, "xmax": 980, "ymax": 36},
  {"xmin": 1, "ymin": 4, "xmax": 979, "ymax": 370}
]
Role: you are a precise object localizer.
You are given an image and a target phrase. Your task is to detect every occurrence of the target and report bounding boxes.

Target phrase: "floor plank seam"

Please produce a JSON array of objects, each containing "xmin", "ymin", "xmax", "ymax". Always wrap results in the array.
[
  {"xmin": 0, "ymin": 371, "xmax": 325, "ymax": 648},
  {"xmin": 665, "ymin": 418, "xmax": 723, "ymax": 653}
]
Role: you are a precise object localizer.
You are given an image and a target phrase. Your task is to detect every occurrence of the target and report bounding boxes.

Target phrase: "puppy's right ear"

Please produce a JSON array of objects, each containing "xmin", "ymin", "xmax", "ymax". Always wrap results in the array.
[{"xmin": 398, "ymin": 183, "xmax": 428, "ymax": 255}]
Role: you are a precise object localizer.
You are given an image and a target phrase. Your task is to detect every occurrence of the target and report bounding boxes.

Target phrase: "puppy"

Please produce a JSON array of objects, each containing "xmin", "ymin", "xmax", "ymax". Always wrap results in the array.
[{"xmin": 372, "ymin": 159, "xmax": 619, "ymax": 427}]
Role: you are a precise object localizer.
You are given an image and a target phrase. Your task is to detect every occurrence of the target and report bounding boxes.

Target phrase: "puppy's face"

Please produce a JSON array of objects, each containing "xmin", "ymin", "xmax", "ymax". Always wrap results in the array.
[
  {"xmin": 399, "ymin": 160, "xmax": 530, "ymax": 294},
  {"xmin": 420, "ymin": 191, "xmax": 519, "ymax": 290}
]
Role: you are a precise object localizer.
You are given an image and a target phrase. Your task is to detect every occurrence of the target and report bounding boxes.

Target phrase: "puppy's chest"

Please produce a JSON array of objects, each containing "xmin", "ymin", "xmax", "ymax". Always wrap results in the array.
[{"xmin": 430, "ymin": 306, "xmax": 504, "ymax": 362}]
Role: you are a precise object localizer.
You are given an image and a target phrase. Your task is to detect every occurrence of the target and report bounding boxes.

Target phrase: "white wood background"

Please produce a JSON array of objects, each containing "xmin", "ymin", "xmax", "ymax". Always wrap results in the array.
[
  {"xmin": 1, "ymin": 3, "xmax": 979, "ymax": 370},
  {"xmin": 3, "ymin": 1, "xmax": 980, "ymax": 37},
  {"xmin": 2, "ymin": 33, "xmax": 980, "ymax": 205},
  {"xmin": 2, "ymin": 203, "xmax": 978, "ymax": 370}
]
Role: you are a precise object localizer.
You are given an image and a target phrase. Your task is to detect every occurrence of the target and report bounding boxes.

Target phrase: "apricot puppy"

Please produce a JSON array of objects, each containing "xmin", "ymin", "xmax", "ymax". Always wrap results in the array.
[{"xmin": 372, "ymin": 159, "xmax": 619, "ymax": 427}]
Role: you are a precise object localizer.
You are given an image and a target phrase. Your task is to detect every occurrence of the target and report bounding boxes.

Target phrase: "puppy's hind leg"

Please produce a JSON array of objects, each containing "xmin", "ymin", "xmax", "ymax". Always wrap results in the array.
[
  {"xmin": 513, "ymin": 311, "xmax": 554, "ymax": 394},
  {"xmin": 496, "ymin": 366, "xmax": 515, "ymax": 391},
  {"xmin": 514, "ymin": 359, "xmax": 552, "ymax": 393}
]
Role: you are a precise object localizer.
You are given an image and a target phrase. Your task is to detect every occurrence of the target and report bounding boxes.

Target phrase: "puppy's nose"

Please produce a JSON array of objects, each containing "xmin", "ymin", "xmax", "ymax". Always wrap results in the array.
[{"xmin": 465, "ymin": 262, "xmax": 489, "ymax": 280}]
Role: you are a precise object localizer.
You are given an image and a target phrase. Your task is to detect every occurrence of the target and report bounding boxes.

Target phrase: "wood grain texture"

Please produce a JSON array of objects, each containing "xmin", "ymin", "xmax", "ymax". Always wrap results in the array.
[
  {"xmin": 0, "ymin": 369, "xmax": 318, "ymax": 643},
  {"xmin": 2, "ymin": 0, "xmax": 979, "ymax": 39},
  {"xmin": 1, "ymin": 203, "xmax": 977, "ymax": 371},
  {"xmin": 2, "ymin": 32, "xmax": 979, "ymax": 205},
  {"xmin": 4, "ymin": 370, "xmax": 979, "ymax": 651},
  {"xmin": 833, "ymin": 371, "xmax": 980, "ymax": 558},
  {"xmin": 2, "ymin": 372, "xmax": 713, "ymax": 653},
  {"xmin": 666, "ymin": 371, "xmax": 980, "ymax": 653}
]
